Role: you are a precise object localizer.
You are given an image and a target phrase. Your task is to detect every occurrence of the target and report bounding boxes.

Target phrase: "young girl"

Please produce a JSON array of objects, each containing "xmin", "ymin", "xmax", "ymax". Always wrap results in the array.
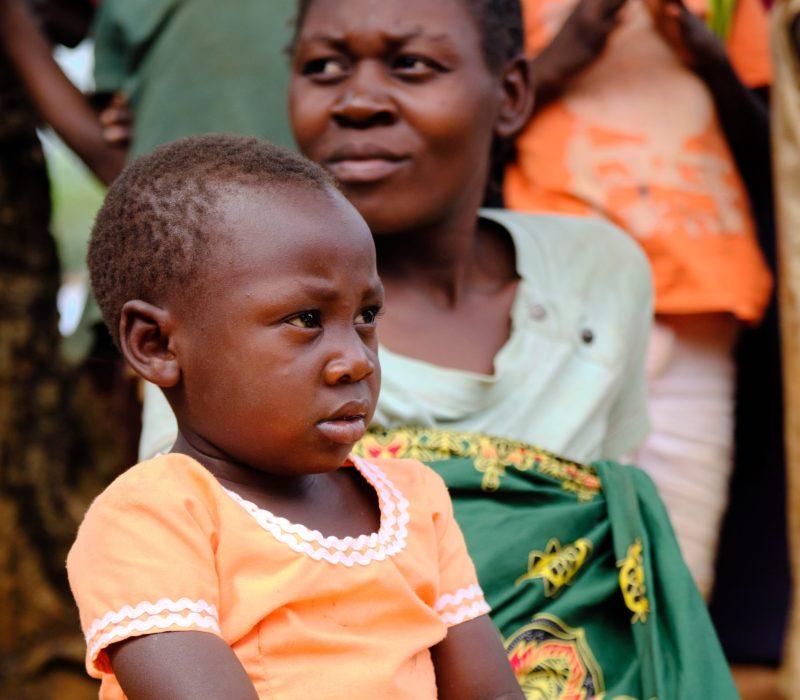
[{"xmin": 67, "ymin": 134, "xmax": 522, "ymax": 700}]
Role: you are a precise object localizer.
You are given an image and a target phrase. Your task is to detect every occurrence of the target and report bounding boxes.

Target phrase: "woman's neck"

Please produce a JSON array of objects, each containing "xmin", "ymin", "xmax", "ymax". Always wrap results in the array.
[{"xmin": 375, "ymin": 205, "xmax": 515, "ymax": 308}]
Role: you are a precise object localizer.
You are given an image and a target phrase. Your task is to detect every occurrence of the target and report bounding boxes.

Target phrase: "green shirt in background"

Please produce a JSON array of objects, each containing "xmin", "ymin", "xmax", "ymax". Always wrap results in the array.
[{"xmin": 92, "ymin": 0, "xmax": 297, "ymax": 158}]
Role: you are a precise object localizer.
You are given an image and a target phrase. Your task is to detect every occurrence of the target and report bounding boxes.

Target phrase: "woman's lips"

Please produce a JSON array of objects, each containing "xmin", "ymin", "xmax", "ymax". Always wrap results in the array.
[
  {"xmin": 316, "ymin": 416, "xmax": 367, "ymax": 445},
  {"xmin": 326, "ymin": 157, "xmax": 409, "ymax": 184}
]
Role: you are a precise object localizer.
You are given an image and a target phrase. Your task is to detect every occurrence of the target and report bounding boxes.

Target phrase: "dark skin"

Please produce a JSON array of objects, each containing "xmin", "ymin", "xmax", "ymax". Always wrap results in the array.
[
  {"xmin": 0, "ymin": 0, "xmax": 128, "ymax": 184},
  {"xmin": 290, "ymin": 0, "xmax": 533, "ymax": 376},
  {"xmin": 111, "ymin": 183, "xmax": 521, "ymax": 699}
]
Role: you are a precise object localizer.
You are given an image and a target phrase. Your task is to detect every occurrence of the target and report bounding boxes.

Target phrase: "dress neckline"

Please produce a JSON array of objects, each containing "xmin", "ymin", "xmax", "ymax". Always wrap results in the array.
[{"xmin": 220, "ymin": 456, "xmax": 411, "ymax": 567}]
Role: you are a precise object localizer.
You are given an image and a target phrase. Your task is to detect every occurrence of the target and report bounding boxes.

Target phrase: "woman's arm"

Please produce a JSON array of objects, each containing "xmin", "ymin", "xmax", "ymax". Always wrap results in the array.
[
  {"xmin": 107, "ymin": 631, "xmax": 259, "ymax": 700},
  {"xmin": 0, "ymin": 0, "xmax": 126, "ymax": 184},
  {"xmin": 431, "ymin": 615, "xmax": 523, "ymax": 700}
]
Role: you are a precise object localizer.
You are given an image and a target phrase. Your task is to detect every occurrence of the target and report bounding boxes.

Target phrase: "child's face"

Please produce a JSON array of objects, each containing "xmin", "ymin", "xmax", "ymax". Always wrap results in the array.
[
  {"xmin": 170, "ymin": 185, "xmax": 383, "ymax": 475},
  {"xmin": 290, "ymin": 0, "xmax": 502, "ymax": 236}
]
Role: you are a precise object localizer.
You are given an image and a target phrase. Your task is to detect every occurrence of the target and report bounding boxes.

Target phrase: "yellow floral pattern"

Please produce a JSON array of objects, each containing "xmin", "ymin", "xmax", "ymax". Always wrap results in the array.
[
  {"xmin": 617, "ymin": 540, "xmax": 650, "ymax": 624},
  {"xmin": 354, "ymin": 427, "xmax": 601, "ymax": 500},
  {"xmin": 516, "ymin": 538, "xmax": 594, "ymax": 597}
]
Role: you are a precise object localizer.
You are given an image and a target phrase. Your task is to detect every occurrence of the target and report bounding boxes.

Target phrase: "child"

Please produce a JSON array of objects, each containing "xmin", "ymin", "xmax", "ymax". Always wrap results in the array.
[{"xmin": 67, "ymin": 134, "xmax": 523, "ymax": 700}]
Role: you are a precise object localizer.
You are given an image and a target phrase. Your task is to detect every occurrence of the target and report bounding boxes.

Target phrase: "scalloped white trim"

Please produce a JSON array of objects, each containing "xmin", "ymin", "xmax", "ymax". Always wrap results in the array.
[
  {"xmin": 222, "ymin": 456, "xmax": 410, "ymax": 567},
  {"xmin": 434, "ymin": 584, "xmax": 485, "ymax": 613},
  {"xmin": 439, "ymin": 600, "xmax": 491, "ymax": 627},
  {"xmin": 85, "ymin": 599, "xmax": 220, "ymax": 663},
  {"xmin": 84, "ymin": 597, "xmax": 218, "ymax": 643}
]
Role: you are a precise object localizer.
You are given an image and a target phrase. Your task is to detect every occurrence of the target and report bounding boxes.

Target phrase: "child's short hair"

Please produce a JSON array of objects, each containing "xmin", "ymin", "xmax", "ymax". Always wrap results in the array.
[
  {"xmin": 88, "ymin": 134, "xmax": 336, "ymax": 345},
  {"xmin": 292, "ymin": 0, "xmax": 524, "ymax": 74}
]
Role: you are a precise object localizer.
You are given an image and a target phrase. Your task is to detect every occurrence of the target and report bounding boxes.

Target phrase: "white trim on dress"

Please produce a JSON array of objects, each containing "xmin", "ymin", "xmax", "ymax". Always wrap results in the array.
[
  {"xmin": 221, "ymin": 456, "xmax": 410, "ymax": 567},
  {"xmin": 85, "ymin": 598, "xmax": 220, "ymax": 664}
]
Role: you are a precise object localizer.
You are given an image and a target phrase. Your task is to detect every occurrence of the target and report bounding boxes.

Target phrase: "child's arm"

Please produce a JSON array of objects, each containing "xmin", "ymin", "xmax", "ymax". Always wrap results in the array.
[
  {"xmin": 106, "ymin": 631, "xmax": 258, "ymax": 700},
  {"xmin": 0, "ymin": 0, "xmax": 126, "ymax": 184},
  {"xmin": 431, "ymin": 616, "xmax": 523, "ymax": 700}
]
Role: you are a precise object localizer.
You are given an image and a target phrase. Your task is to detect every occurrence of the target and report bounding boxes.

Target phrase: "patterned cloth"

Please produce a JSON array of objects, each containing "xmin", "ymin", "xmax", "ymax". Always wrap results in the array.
[{"xmin": 355, "ymin": 427, "xmax": 738, "ymax": 699}]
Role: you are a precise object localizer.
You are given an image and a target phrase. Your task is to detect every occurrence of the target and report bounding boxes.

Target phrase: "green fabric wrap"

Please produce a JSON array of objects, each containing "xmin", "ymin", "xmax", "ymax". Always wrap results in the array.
[
  {"xmin": 91, "ymin": 0, "xmax": 297, "ymax": 158},
  {"xmin": 355, "ymin": 428, "xmax": 737, "ymax": 700}
]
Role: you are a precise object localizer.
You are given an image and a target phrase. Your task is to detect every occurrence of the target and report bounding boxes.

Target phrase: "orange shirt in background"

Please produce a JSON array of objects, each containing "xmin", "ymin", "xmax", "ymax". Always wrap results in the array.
[{"xmin": 506, "ymin": 0, "xmax": 773, "ymax": 321}]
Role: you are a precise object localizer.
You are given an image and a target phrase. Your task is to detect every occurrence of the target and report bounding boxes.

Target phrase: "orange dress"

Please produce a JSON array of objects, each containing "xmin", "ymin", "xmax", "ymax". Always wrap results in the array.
[
  {"xmin": 506, "ymin": 0, "xmax": 773, "ymax": 321},
  {"xmin": 66, "ymin": 454, "xmax": 489, "ymax": 699}
]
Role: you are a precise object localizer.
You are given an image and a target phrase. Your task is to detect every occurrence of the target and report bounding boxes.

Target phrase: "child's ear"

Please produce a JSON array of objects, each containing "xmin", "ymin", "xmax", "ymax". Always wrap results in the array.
[
  {"xmin": 119, "ymin": 300, "xmax": 180, "ymax": 388},
  {"xmin": 494, "ymin": 55, "xmax": 535, "ymax": 141}
]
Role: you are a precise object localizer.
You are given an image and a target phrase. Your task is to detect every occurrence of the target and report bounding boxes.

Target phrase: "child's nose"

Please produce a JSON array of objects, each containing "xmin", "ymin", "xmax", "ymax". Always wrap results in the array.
[{"xmin": 324, "ymin": 342, "xmax": 375, "ymax": 385}]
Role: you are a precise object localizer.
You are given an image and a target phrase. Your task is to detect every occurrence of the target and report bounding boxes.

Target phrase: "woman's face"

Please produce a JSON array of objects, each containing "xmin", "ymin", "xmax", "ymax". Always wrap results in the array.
[{"xmin": 289, "ymin": 0, "xmax": 503, "ymax": 236}]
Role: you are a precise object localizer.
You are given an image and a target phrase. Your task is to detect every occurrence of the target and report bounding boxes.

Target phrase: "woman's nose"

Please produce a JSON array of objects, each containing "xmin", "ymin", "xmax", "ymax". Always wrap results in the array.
[{"xmin": 331, "ymin": 62, "xmax": 397, "ymax": 128}]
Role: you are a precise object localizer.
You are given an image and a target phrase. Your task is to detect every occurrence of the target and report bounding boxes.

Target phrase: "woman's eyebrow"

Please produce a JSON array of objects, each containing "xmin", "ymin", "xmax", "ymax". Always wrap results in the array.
[{"xmin": 301, "ymin": 26, "xmax": 451, "ymax": 49}]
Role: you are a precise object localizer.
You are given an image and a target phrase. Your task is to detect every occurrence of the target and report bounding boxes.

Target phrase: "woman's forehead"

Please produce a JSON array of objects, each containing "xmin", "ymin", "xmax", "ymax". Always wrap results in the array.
[{"xmin": 297, "ymin": 0, "xmax": 479, "ymax": 45}]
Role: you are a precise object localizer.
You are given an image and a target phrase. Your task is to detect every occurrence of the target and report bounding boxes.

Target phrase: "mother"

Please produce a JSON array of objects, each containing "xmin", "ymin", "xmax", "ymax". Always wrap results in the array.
[{"xmin": 287, "ymin": 0, "xmax": 736, "ymax": 697}]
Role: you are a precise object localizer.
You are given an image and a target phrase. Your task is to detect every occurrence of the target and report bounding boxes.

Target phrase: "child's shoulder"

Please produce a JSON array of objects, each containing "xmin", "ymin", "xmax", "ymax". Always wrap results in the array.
[{"xmin": 83, "ymin": 453, "xmax": 221, "ymax": 521}]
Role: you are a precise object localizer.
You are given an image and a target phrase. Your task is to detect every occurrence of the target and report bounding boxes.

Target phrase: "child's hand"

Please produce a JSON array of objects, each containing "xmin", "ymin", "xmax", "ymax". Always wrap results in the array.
[
  {"xmin": 530, "ymin": 0, "xmax": 628, "ymax": 107},
  {"xmin": 646, "ymin": 0, "xmax": 728, "ymax": 74},
  {"xmin": 99, "ymin": 92, "xmax": 133, "ymax": 148}
]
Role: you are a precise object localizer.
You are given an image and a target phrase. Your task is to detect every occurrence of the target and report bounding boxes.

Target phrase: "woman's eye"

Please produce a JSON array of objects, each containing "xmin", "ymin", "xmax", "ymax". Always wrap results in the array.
[
  {"xmin": 287, "ymin": 311, "xmax": 322, "ymax": 329},
  {"xmin": 302, "ymin": 57, "xmax": 348, "ymax": 79},
  {"xmin": 392, "ymin": 55, "xmax": 437, "ymax": 75},
  {"xmin": 356, "ymin": 306, "xmax": 382, "ymax": 325}
]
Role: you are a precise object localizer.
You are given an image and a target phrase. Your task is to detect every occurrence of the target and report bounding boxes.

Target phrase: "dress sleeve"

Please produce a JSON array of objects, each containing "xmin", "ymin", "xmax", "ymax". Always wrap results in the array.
[
  {"xmin": 427, "ymin": 469, "xmax": 491, "ymax": 628},
  {"xmin": 66, "ymin": 461, "xmax": 222, "ymax": 678}
]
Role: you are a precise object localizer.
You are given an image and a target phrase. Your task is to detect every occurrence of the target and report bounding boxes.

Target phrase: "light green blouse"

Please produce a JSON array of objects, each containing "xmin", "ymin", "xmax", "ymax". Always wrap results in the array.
[{"xmin": 139, "ymin": 210, "xmax": 653, "ymax": 463}]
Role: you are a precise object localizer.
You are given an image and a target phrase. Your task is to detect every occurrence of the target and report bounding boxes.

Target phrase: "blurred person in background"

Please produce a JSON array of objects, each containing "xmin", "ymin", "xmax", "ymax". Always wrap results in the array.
[
  {"xmin": 90, "ymin": 0, "xmax": 296, "ymax": 160},
  {"xmin": 506, "ymin": 0, "xmax": 774, "ymax": 604},
  {"xmin": 0, "ymin": 1, "xmax": 137, "ymax": 697}
]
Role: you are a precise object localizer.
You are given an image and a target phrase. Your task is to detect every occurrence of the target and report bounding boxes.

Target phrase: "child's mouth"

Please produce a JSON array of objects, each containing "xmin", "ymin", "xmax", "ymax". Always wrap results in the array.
[{"xmin": 317, "ymin": 404, "xmax": 368, "ymax": 445}]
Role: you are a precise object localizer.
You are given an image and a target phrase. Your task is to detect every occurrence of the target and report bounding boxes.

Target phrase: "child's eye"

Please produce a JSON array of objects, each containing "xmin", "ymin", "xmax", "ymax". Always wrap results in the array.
[
  {"xmin": 302, "ymin": 57, "xmax": 349, "ymax": 81},
  {"xmin": 355, "ymin": 306, "xmax": 382, "ymax": 325},
  {"xmin": 287, "ymin": 310, "xmax": 322, "ymax": 329},
  {"xmin": 392, "ymin": 55, "xmax": 440, "ymax": 76}
]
